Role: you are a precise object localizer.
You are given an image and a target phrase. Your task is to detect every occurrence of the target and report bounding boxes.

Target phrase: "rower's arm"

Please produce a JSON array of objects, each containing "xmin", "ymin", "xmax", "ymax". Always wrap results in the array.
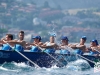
[
  {"xmin": 6, "ymin": 40, "xmax": 26, "ymax": 45},
  {"xmin": 70, "ymin": 45, "xmax": 77, "ymax": 49},
  {"xmin": 2, "ymin": 40, "xmax": 8, "ymax": 44},
  {"xmin": 40, "ymin": 45, "xmax": 50, "ymax": 48},
  {"xmin": 91, "ymin": 47, "xmax": 100, "ymax": 52},
  {"xmin": 39, "ymin": 42, "xmax": 47, "ymax": 48},
  {"xmin": 58, "ymin": 45, "xmax": 66, "ymax": 49},
  {"xmin": 40, "ymin": 44, "xmax": 54, "ymax": 48},
  {"xmin": 76, "ymin": 45, "xmax": 86, "ymax": 50},
  {"xmin": 28, "ymin": 43, "xmax": 36, "ymax": 46},
  {"xmin": 97, "ymin": 46, "xmax": 100, "ymax": 51},
  {"xmin": 2, "ymin": 40, "xmax": 17, "ymax": 43},
  {"xmin": 70, "ymin": 44, "xmax": 86, "ymax": 50},
  {"xmin": 54, "ymin": 44, "xmax": 59, "ymax": 50}
]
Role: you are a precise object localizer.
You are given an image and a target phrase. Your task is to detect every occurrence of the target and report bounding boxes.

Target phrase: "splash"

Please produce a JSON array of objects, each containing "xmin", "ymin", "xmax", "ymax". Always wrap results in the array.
[
  {"xmin": 0, "ymin": 66, "xmax": 10, "ymax": 71},
  {"xmin": 48, "ymin": 32, "xmax": 57, "ymax": 37},
  {"xmin": 0, "ymin": 62, "xmax": 18, "ymax": 72},
  {"xmin": 0, "ymin": 66, "xmax": 18, "ymax": 72},
  {"xmin": 66, "ymin": 59, "xmax": 91, "ymax": 71},
  {"xmin": 13, "ymin": 62, "xmax": 30, "ymax": 68},
  {"xmin": 94, "ymin": 61, "xmax": 100, "ymax": 73},
  {"xmin": 48, "ymin": 28, "xmax": 57, "ymax": 37}
]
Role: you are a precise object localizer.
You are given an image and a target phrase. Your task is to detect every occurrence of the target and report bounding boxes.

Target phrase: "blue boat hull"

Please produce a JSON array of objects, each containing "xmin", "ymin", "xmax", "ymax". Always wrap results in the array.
[{"xmin": 0, "ymin": 50, "xmax": 99, "ymax": 68}]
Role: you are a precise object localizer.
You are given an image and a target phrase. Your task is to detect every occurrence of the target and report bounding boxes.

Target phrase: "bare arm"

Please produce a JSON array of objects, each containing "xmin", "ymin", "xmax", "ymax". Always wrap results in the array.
[
  {"xmin": 40, "ymin": 45, "xmax": 52, "ymax": 48},
  {"xmin": 70, "ymin": 44, "xmax": 86, "ymax": 50},
  {"xmin": 3, "ymin": 40, "xmax": 26, "ymax": 45},
  {"xmin": 2, "ymin": 39, "xmax": 16, "ymax": 44},
  {"xmin": 70, "ymin": 45, "xmax": 77, "ymax": 49},
  {"xmin": 76, "ymin": 45, "xmax": 86, "ymax": 49},
  {"xmin": 40, "ymin": 43, "xmax": 55, "ymax": 48}
]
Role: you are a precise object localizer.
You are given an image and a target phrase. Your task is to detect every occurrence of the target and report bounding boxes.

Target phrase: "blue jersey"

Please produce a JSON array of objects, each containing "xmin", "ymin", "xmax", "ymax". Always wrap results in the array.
[
  {"xmin": 74, "ymin": 49, "xmax": 83, "ymax": 55},
  {"xmin": 44, "ymin": 48, "xmax": 55, "ymax": 53},
  {"xmin": 30, "ymin": 46, "xmax": 41, "ymax": 52},
  {"xmin": 89, "ymin": 51, "xmax": 99, "ymax": 55},
  {"xmin": 14, "ymin": 44, "xmax": 24, "ymax": 52},
  {"xmin": 2, "ymin": 44, "xmax": 12, "ymax": 51},
  {"xmin": 60, "ymin": 49, "xmax": 70, "ymax": 54}
]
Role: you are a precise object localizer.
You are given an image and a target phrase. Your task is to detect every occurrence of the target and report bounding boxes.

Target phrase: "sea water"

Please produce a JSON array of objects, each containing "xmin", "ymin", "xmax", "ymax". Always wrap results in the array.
[{"xmin": 0, "ymin": 59, "xmax": 100, "ymax": 75}]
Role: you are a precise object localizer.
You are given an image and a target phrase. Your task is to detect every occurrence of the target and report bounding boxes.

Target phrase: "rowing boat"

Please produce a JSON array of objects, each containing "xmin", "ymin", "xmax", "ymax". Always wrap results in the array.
[{"xmin": 0, "ymin": 50, "xmax": 99, "ymax": 68}]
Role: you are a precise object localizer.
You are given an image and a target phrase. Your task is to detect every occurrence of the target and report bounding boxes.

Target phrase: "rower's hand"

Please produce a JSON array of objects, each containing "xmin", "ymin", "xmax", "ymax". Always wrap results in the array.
[
  {"xmin": 2, "ymin": 40, "xmax": 8, "ymax": 43},
  {"xmin": 26, "ymin": 43, "xmax": 30, "ymax": 46}
]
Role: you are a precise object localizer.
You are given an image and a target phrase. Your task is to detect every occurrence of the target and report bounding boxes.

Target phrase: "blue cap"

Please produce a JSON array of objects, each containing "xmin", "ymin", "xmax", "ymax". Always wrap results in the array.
[
  {"xmin": 32, "ymin": 36, "xmax": 41, "ymax": 40},
  {"xmin": 61, "ymin": 36, "xmax": 69, "ymax": 41},
  {"xmin": 81, "ymin": 36, "xmax": 87, "ymax": 40},
  {"xmin": 91, "ymin": 39, "xmax": 98, "ymax": 45}
]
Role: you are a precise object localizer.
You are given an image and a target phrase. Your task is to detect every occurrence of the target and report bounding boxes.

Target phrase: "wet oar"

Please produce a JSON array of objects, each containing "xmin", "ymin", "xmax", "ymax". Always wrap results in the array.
[
  {"xmin": 46, "ymin": 52, "xmax": 65, "ymax": 65},
  {"xmin": 0, "ymin": 62, "xmax": 6, "ymax": 67},
  {"xmin": 66, "ymin": 47, "xmax": 96, "ymax": 64},
  {"xmin": 94, "ymin": 49, "xmax": 100, "ymax": 54},
  {"xmin": 76, "ymin": 53, "xmax": 96, "ymax": 64},
  {"xmin": 38, "ymin": 47, "xmax": 65, "ymax": 66},
  {"xmin": 15, "ymin": 50, "xmax": 40, "ymax": 68},
  {"xmin": 5, "ymin": 43, "xmax": 40, "ymax": 68}
]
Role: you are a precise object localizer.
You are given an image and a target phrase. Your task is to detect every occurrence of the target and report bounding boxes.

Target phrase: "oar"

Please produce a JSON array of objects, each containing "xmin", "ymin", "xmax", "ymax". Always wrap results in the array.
[
  {"xmin": 94, "ymin": 49, "xmax": 100, "ymax": 54},
  {"xmin": 76, "ymin": 53, "xmax": 96, "ymax": 64},
  {"xmin": 66, "ymin": 46, "xmax": 96, "ymax": 64},
  {"xmin": 14, "ymin": 50, "xmax": 40, "ymax": 68},
  {"xmin": 46, "ymin": 52, "xmax": 65, "ymax": 65},
  {"xmin": 58, "ymin": 54, "xmax": 68, "ymax": 62},
  {"xmin": 0, "ymin": 62, "xmax": 6, "ymax": 67},
  {"xmin": 7, "ymin": 43, "xmax": 40, "ymax": 68},
  {"xmin": 38, "ymin": 46, "xmax": 66, "ymax": 66}
]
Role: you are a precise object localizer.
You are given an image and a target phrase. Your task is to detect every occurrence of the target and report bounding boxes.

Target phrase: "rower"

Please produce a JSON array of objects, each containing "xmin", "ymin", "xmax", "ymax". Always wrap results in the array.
[
  {"xmin": 70, "ymin": 36, "xmax": 87, "ymax": 55},
  {"xmin": 87, "ymin": 39, "xmax": 100, "ymax": 56},
  {"xmin": 14, "ymin": 31, "xmax": 26, "ymax": 51},
  {"xmin": 40, "ymin": 35, "xmax": 58, "ymax": 53},
  {"xmin": 1, "ymin": 31, "xmax": 26, "ymax": 51},
  {"xmin": 29, "ymin": 35, "xmax": 43, "ymax": 52},
  {"xmin": 1, "ymin": 34, "xmax": 14, "ymax": 50},
  {"xmin": 59, "ymin": 36, "xmax": 70, "ymax": 54}
]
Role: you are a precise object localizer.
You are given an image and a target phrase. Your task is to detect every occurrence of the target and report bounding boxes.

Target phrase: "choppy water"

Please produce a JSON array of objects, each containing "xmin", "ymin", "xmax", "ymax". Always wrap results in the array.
[{"xmin": 0, "ymin": 59, "xmax": 100, "ymax": 75}]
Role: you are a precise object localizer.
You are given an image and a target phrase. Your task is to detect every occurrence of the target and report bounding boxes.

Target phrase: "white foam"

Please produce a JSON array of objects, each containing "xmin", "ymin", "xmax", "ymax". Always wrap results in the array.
[
  {"xmin": 66, "ymin": 59, "xmax": 91, "ymax": 71},
  {"xmin": 0, "ymin": 66, "xmax": 18, "ymax": 72},
  {"xmin": 13, "ymin": 62, "xmax": 29, "ymax": 68},
  {"xmin": 0, "ymin": 66, "xmax": 9, "ymax": 71}
]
